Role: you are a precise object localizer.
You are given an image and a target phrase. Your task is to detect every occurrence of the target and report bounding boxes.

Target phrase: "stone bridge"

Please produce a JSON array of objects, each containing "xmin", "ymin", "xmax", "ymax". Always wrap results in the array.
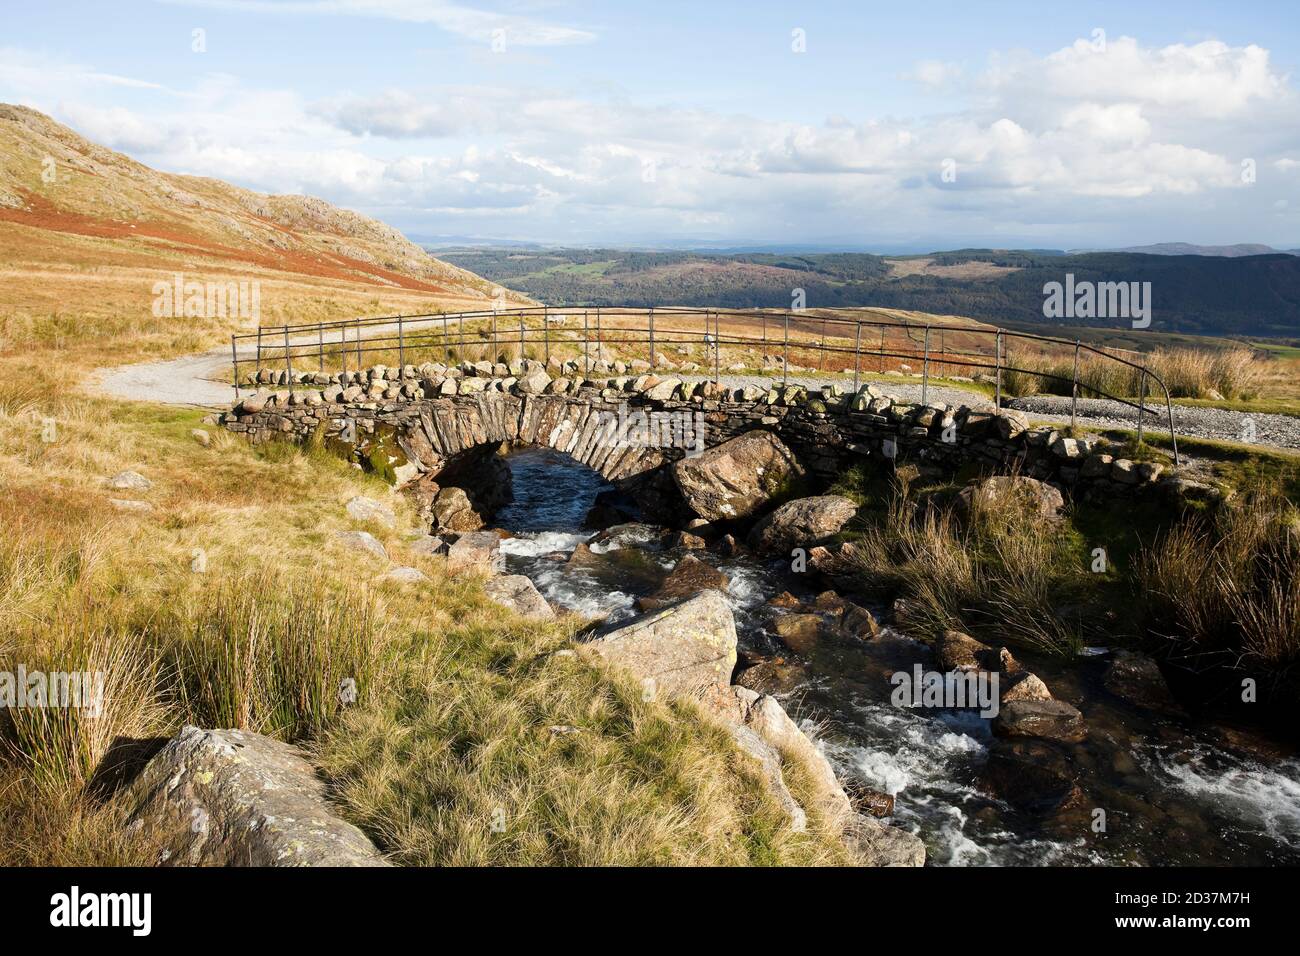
[{"xmin": 220, "ymin": 357, "xmax": 1185, "ymax": 531}]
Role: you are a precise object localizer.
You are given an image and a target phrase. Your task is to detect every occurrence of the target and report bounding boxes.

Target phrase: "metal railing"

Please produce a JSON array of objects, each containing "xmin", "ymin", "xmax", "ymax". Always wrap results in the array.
[{"xmin": 231, "ymin": 306, "xmax": 1179, "ymax": 464}]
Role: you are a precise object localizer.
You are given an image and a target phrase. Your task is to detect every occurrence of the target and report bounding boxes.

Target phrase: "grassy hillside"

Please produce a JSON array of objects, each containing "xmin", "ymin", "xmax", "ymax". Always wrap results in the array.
[
  {"xmin": 439, "ymin": 246, "xmax": 1300, "ymax": 338},
  {"xmin": 0, "ymin": 104, "xmax": 535, "ymax": 371}
]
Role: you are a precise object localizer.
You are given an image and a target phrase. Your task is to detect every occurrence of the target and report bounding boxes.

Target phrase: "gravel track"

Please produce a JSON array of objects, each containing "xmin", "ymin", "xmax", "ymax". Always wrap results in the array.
[{"xmin": 690, "ymin": 371, "xmax": 1300, "ymax": 452}]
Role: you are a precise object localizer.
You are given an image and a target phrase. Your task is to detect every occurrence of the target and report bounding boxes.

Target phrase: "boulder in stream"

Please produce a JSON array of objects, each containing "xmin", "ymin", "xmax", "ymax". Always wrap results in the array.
[
  {"xmin": 747, "ymin": 495, "xmax": 859, "ymax": 554},
  {"xmin": 589, "ymin": 590, "xmax": 738, "ymax": 701},
  {"xmin": 636, "ymin": 554, "xmax": 729, "ymax": 611},
  {"xmin": 993, "ymin": 699, "xmax": 1087, "ymax": 743},
  {"xmin": 1104, "ymin": 650, "xmax": 1185, "ymax": 717},
  {"xmin": 670, "ymin": 430, "xmax": 803, "ymax": 521}
]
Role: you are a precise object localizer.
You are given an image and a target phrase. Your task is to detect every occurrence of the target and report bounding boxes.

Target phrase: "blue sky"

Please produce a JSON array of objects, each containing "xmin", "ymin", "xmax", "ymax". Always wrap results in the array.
[{"xmin": 3, "ymin": 0, "xmax": 1299, "ymax": 250}]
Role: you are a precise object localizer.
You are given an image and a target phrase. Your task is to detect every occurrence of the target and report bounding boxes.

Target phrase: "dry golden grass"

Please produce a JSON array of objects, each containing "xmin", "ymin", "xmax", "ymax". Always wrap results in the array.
[{"xmin": 1001, "ymin": 346, "xmax": 1266, "ymax": 401}]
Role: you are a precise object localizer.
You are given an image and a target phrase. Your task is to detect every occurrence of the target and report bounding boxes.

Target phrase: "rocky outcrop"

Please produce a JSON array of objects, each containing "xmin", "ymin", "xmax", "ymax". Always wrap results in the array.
[
  {"xmin": 747, "ymin": 495, "xmax": 858, "ymax": 554},
  {"xmin": 128, "ymin": 727, "xmax": 389, "ymax": 867},
  {"xmin": 483, "ymin": 574, "xmax": 555, "ymax": 620},
  {"xmin": 670, "ymin": 430, "xmax": 803, "ymax": 521}
]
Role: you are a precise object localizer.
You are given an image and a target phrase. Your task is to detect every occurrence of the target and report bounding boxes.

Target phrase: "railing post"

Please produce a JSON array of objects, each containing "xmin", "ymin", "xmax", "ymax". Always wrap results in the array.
[
  {"xmin": 519, "ymin": 312, "xmax": 525, "ymax": 361},
  {"xmin": 1166, "ymin": 390, "xmax": 1180, "ymax": 467},
  {"xmin": 318, "ymin": 323, "xmax": 325, "ymax": 372},
  {"xmin": 921, "ymin": 325, "xmax": 931, "ymax": 406},
  {"xmin": 852, "ymin": 322, "xmax": 862, "ymax": 393},
  {"xmin": 398, "ymin": 315, "xmax": 405, "ymax": 370},
  {"xmin": 355, "ymin": 319, "xmax": 361, "ymax": 370},
  {"xmin": 231, "ymin": 334, "xmax": 240, "ymax": 397},
  {"xmin": 1136, "ymin": 363, "xmax": 1149, "ymax": 446},
  {"xmin": 1070, "ymin": 340, "xmax": 1081, "ymax": 431},
  {"xmin": 596, "ymin": 307, "xmax": 602, "ymax": 364},
  {"xmin": 491, "ymin": 311, "xmax": 497, "ymax": 363},
  {"xmin": 583, "ymin": 310, "xmax": 590, "ymax": 377},
  {"xmin": 543, "ymin": 307, "xmax": 550, "ymax": 367},
  {"xmin": 256, "ymin": 326, "xmax": 263, "ymax": 375},
  {"xmin": 342, "ymin": 324, "xmax": 348, "ymax": 377},
  {"xmin": 284, "ymin": 327, "xmax": 292, "ymax": 389},
  {"xmin": 713, "ymin": 310, "xmax": 720, "ymax": 384},
  {"xmin": 783, "ymin": 312, "xmax": 790, "ymax": 387},
  {"xmin": 995, "ymin": 330, "xmax": 1003, "ymax": 408},
  {"xmin": 648, "ymin": 307, "xmax": 655, "ymax": 367}
]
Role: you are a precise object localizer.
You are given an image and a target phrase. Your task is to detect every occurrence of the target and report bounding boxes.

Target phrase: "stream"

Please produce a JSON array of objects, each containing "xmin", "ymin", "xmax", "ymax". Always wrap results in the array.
[{"xmin": 495, "ymin": 447, "xmax": 1300, "ymax": 866}]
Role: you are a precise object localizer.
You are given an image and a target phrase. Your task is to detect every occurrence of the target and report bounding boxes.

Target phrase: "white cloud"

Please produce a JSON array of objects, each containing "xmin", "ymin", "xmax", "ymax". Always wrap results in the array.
[
  {"xmin": 904, "ymin": 59, "xmax": 963, "ymax": 88},
  {"xmin": 152, "ymin": 0, "xmax": 597, "ymax": 46},
  {"xmin": 2, "ymin": 32, "xmax": 1296, "ymax": 244}
]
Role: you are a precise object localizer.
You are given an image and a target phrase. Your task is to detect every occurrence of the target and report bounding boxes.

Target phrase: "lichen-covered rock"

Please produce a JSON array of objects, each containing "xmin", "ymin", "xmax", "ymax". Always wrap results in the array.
[
  {"xmin": 430, "ymin": 486, "xmax": 485, "ymax": 532},
  {"xmin": 589, "ymin": 590, "xmax": 737, "ymax": 701},
  {"xmin": 842, "ymin": 814, "xmax": 927, "ymax": 866},
  {"xmin": 128, "ymin": 727, "xmax": 389, "ymax": 867},
  {"xmin": 345, "ymin": 495, "xmax": 396, "ymax": 529},
  {"xmin": 956, "ymin": 475, "xmax": 1065, "ymax": 520},
  {"xmin": 483, "ymin": 574, "xmax": 555, "ymax": 620},
  {"xmin": 375, "ymin": 566, "xmax": 429, "ymax": 585},
  {"xmin": 444, "ymin": 531, "xmax": 501, "ymax": 573},
  {"xmin": 670, "ymin": 430, "xmax": 803, "ymax": 521},
  {"xmin": 1002, "ymin": 672, "xmax": 1053, "ymax": 703},
  {"xmin": 105, "ymin": 470, "xmax": 152, "ymax": 492},
  {"xmin": 333, "ymin": 530, "xmax": 388, "ymax": 562},
  {"xmin": 747, "ymin": 495, "xmax": 858, "ymax": 554}
]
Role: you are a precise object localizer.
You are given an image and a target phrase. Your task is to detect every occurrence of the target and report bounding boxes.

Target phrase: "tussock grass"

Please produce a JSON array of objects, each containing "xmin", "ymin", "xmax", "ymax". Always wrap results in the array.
[
  {"xmin": 845, "ymin": 471, "xmax": 1092, "ymax": 656},
  {"xmin": 1139, "ymin": 493, "xmax": 1300, "ymax": 677}
]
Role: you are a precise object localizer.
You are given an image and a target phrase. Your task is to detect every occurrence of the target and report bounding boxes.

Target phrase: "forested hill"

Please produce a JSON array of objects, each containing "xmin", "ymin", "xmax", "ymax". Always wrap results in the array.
[{"xmin": 437, "ymin": 246, "xmax": 1300, "ymax": 338}]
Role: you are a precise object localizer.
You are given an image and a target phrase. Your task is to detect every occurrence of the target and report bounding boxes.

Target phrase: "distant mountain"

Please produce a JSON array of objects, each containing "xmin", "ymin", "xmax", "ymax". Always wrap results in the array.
[
  {"xmin": 439, "ymin": 246, "xmax": 1300, "ymax": 338},
  {"xmin": 1105, "ymin": 243, "xmax": 1296, "ymax": 257}
]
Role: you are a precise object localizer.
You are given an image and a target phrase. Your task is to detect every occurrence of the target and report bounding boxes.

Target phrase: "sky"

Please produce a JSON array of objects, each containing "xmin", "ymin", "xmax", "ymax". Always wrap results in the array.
[{"xmin": 2, "ymin": 0, "xmax": 1299, "ymax": 251}]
